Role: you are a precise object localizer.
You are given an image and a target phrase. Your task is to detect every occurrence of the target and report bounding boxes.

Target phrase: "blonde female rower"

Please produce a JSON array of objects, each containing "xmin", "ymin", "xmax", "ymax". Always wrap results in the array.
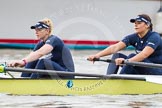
[{"xmin": 9, "ymin": 18, "xmax": 75, "ymax": 78}]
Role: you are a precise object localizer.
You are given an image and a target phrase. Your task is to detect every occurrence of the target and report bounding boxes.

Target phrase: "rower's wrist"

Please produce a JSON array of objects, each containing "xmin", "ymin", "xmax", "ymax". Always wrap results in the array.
[
  {"xmin": 22, "ymin": 59, "xmax": 27, "ymax": 65},
  {"xmin": 95, "ymin": 54, "xmax": 100, "ymax": 58}
]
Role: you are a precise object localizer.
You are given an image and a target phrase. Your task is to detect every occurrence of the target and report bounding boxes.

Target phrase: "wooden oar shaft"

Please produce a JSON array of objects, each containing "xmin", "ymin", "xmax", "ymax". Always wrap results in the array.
[{"xmin": 94, "ymin": 58, "xmax": 162, "ymax": 69}]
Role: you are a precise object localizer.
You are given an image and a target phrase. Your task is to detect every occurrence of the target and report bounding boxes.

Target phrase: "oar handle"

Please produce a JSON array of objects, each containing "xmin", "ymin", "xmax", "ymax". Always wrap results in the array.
[{"xmin": 93, "ymin": 58, "xmax": 115, "ymax": 63}]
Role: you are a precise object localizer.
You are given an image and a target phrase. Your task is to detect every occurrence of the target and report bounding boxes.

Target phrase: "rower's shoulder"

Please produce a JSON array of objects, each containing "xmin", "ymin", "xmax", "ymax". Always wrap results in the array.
[{"xmin": 150, "ymin": 31, "xmax": 161, "ymax": 37}]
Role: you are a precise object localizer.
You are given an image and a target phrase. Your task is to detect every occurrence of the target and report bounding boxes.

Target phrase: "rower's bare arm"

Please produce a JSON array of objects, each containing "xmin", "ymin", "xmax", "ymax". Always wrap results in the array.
[
  {"xmin": 23, "ymin": 44, "xmax": 53, "ymax": 63},
  {"xmin": 96, "ymin": 41, "xmax": 126, "ymax": 57},
  {"xmin": 87, "ymin": 41, "xmax": 126, "ymax": 61},
  {"xmin": 129, "ymin": 46, "xmax": 154, "ymax": 62}
]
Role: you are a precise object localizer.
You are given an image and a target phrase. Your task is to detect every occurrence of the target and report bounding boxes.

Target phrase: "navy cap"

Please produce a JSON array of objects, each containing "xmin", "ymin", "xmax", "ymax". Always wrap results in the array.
[
  {"xmin": 31, "ymin": 22, "xmax": 50, "ymax": 29},
  {"xmin": 130, "ymin": 15, "xmax": 151, "ymax": 26}
]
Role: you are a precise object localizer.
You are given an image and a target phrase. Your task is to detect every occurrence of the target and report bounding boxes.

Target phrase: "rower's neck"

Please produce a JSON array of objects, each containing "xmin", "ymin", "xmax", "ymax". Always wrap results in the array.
[
  {"xmin": 138, "ymin": 29, "xmax": 149, "ymax": 38},
  {"xmin": 43, "ymin": 34, "xmax": 51, "ymax": 42}
]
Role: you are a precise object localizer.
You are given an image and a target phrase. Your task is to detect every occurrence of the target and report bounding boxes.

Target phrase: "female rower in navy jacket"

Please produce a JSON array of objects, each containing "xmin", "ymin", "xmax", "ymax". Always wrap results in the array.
[
  {"xmin": 9, "ymin": 18, "xmax": 75, "ymax": 78},
  {"xmin": 88, "ymin": 14, "xmax": 162, "ymax": 75}
]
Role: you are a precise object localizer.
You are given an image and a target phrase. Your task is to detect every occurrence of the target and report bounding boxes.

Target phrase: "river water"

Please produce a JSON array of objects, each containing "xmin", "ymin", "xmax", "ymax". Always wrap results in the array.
[{"xmin": 1, "ymin": 49, "xmax": 162, "ymax": 108}]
